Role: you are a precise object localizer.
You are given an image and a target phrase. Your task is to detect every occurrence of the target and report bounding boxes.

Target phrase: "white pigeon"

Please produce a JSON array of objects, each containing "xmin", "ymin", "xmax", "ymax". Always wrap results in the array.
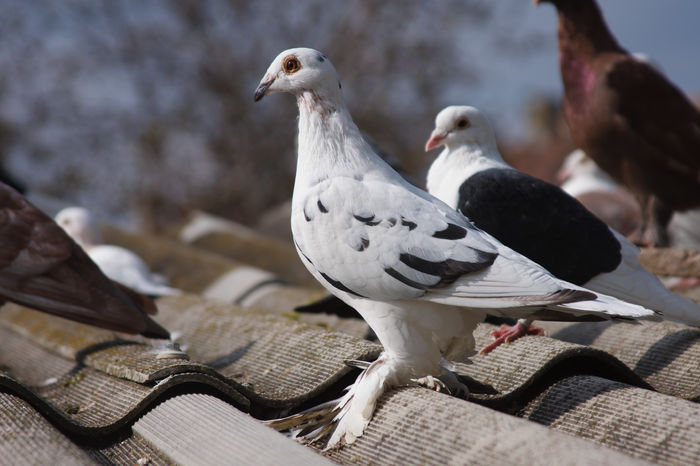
[
  {"xmin": 425, "ymin": 105, "xmax": 700, "ymax": 352},
  {"xmin": 558, "ymin": 149, "xmax": 620, "ymax": 197},
  {"xmin": 55, "ymin": 207, "xmax": 180, "ymax": 297},
  {"xmin": 668, "ymin": 209, "xmax": 700, "ymax": 250},
  {"xmin": 556, "ymin": 149, "xmax": 641, "ymax": 236},
  {"xmin": 559, "ymin": 149, "xmax": 700, "ymax": 250},
  {"xmin": 254, "ymin": 48, "xmax": 658, "ymax": 448}
]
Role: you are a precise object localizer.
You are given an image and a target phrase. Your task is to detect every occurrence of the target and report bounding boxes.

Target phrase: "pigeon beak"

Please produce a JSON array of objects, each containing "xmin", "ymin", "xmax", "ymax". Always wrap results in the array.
[
  {"xmin": 254, "ymin": 76, "xmax": 275, "ymax": 102},
  {"xmin": 425, "ymin": 129, "xmax": 448, "ymax": 152}
]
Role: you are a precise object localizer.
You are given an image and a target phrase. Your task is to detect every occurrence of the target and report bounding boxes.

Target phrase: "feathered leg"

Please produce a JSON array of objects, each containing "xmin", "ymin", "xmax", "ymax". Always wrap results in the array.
[{"xmin": 267, "ymin": 351, "xmax": 404, "ymax": 448}]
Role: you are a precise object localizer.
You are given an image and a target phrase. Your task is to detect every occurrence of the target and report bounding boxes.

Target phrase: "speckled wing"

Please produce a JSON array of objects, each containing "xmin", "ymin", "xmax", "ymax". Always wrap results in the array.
[
  {"xmin": 291, "ymin": 176, "xmax": 590, "ymax": 308},
  {"xmin": 0, "ymin": 183, "xmax": 168, "ymax": 338}
]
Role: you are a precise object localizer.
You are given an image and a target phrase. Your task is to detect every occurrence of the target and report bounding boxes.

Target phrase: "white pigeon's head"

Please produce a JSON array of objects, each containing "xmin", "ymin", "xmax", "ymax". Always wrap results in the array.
[
  {"xmin": 425, "ymin": 106, "xmax": 497, "ymax": 152},
  {"xmin": 55, "ymin": 206, "xmax": 102, "ymax": 247},
  {"xmin": 254, "ymin": 48, "xmax": 342, "ymax": 104}
]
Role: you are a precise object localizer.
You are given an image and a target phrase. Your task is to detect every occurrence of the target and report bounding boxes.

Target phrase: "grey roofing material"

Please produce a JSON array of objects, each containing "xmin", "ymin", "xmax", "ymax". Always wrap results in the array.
[
  {"xmin": 639, "ymin": 248, "xmax": 700, "ymax": 277},
  {"xmin": 102, "ymin": 224, "xmax": 278, "ymax": 298},
  {"xmin": 320, "ymin": 323, "xmax": 700, "ymax": 465},
  {"xmin": 0, "ymin": 392, "xmax": 95, "ymax": 466},
  {"xmin": 324, "ymin": 388, "xmax": 652, "ymax": 466},
  {"xmin": 0, "ymin": 290, "xmax": 380, "ymax": 410},
  {"xmin": 255, "ymin": 200, "xmax": 293, "ymax": 242},
  {"xmin": 152, "ymin": 294, "xmax": 380, "ymax": 409},
  {"xmin": 521, "ymin": 375, "xmax": 700, "ymax": 465},
  {"xmin": 0, "ymin": 304, "xmax": 194, "ymax": 383},
  {"xmin": 84, "ymin": 432, "xmax": 175, "ymax": 465},
  {"xmin": 133, "ymin": 393, "xmax": 334, "ymax": 466},
  {"xmin": 101, "ymin": 225, "xmax": 370, "ymax": 338},
  {"xmin": 0, "ymin": 319, "xmax": 247, "ymax": 436},
  {"xmin": 455, "ymin": 324, "xmax": 651, "ymax": 411},
  {"xmin": 173, "ymin": 211, "xmax": 319, "ymax": 288},
  {"xmin": 1, "ymin": 212, "xmax": 699, "ymax": 465},
  {"xmin": 538, "ymin": 320, "xmax": 700, "ymax": 400}
]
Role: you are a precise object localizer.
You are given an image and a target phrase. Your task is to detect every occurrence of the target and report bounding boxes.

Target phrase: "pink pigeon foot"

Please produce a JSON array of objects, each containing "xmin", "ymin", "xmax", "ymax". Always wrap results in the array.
[{"xmin": 479, "ymin": 322, "xmax": 545, "ymax": 354}]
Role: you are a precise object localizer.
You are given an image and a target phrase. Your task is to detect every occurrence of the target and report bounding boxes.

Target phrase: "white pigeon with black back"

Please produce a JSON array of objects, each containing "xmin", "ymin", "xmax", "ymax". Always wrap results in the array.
[
  {"xmin": 425, "ymin": 105, "xmax": 700, "ymax": 352},
  {"xmin": 254, "ymin": 49, "xmax": 659, "ymax": 448}
]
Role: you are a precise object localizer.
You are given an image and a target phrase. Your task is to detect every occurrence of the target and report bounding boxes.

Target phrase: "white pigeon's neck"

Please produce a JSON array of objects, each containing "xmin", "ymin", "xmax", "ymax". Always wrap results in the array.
[
  {"xmin": 427, "ymin": 143, "xmax": 508, "ymax": 209},
  {"xmin": 454, "ymin": 139, "xmax": 505, "ymax": 164},
  {"xmin": 435, "ymin": 141, "xmax": 509, "ymax": 176},
  {"xmin": 293, "ymin": 90, "xmax": 397, "ymax": 195}
]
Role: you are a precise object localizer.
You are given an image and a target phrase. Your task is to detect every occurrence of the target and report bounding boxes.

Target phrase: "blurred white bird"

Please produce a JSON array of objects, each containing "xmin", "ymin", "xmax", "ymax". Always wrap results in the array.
[
  {"xmin": 425, "ymin": 105, "xmax": 700, "ymax": 352},
  {"xmin": 255, "ymin": 49, "xmax": 658, "ymax": 447},
  {"xmin": 55, "ymin": 207, "xmax": 180, "ymax": 297},
  {"xmin": 558, "ymin": 149, "xmax": 620, "ymax": 196},
  {"xmin": 0, "ymin": 184, "xmax": 168, "ymax": 338},
  {"xmin": 559, "ymin": 149, "xmax": 700, "ymax": 250},
  {"xmin": 557, "ymin": 149, "xmax": 642, "ymax": 237}
]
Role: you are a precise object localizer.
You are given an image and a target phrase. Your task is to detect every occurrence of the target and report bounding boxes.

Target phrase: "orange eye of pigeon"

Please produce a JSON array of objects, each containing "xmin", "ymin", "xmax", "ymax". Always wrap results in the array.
[
  {"xmin": 283, "ymin": 56, "xmax": 301, "ymax": 74},
  {"xmin": 456, "ymin": 118, "xmax": 470, "ymax": 129}
]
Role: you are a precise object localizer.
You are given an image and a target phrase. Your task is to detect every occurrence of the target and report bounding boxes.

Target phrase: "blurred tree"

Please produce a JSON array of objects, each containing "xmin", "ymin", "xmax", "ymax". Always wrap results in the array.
[{"xmin": 0, "ymin": 0, "xmax": 543, "ymax": 231}]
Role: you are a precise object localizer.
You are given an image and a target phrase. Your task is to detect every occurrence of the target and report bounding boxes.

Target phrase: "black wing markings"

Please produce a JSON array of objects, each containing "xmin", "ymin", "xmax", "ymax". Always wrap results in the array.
[
  {"xmin": 359, "ymin": 237, "xmax": 369, "ymax": 251},
  {"xmin": 433, "ymin": 223, "xmax": 467, "ymax": 240},
  {"xmin": 354, "ymin": 214, "xmax": 381, "ymax": 226},
  {"xmin": 385, "ymin": 250, "xmax": 497, "ymax": 290},
  {"xmin": 354, "ymin": 214, "xmax": 415, "ymax": 230},
  {"xmin": 384, "ymin": 267, "xmax": 430, "ymax": 290},
  {"xmin": 400, "ymin": 217, "xmax": 417, "ymax": 230},
  {"xmin": 319, "ymin": 272, "xmax": 366, "ymax": 298},
  {"xmin": 294, "ymin": 240, "xmax": 366, "ymax": 298}
]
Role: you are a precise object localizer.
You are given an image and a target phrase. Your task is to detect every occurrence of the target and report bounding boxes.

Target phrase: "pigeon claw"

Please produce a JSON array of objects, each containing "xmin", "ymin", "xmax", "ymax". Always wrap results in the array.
[
  {"xmin": 412, "ymin": 372, "xmax": 469, "ymax": 398},
  {"xmin": 412, "ymin": 375, "xmax": 449, "ymax": 393},
  {"xmin": 479, "ymin": 322, "xmax": 545, "ymax": 354}
]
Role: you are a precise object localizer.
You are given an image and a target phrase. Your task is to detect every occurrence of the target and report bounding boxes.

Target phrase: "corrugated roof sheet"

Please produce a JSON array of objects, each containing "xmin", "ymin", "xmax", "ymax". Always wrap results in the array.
[
  {"xmin": 521, "ymin": 375, "xmax": 700, "ymax": 465},
  {"xmin": 0, "ymin": 319, "xmax": 246, "ymax": 438},
  {"xmin": 1, "ymin": 210, "xmax": 699, "ymax": 465},
  {"xmin": 457, "ymin": 323, "xmax": 651, "ymax": 411},
  {"xmin": 101, "ymin": 224, "xmax": 369, "ymax": 338},
  {"xmin": 539, "ymin": 320, "xmax": 700, "ymax": 400},
  {"xmin": 152, "ymin": 294, "xmax": 380, "ymax": 409},
  {"xmin": 172, "ymin": 211, "xmax": 319, "ymax": 289},
  {"xmin": 324, "ymin": 388, "xmax": 652, "ymax": 466},
  {"xmin": 0, "ymin": 392, "xmax": 95, "ymax": 466},
  {"xmin": 85, "ymin": 432, "xmax": 175, "ymax": 465},
  {"xmin": 133, "ymin": 393, "xmax": 333, "ymax": 466}
]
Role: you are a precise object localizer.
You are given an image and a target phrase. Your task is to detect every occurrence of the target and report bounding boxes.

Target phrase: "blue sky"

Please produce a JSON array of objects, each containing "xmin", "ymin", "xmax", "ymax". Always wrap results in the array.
[{"xmin": 473, "ymin": 1, "xmax": 700, "ymax": 138}]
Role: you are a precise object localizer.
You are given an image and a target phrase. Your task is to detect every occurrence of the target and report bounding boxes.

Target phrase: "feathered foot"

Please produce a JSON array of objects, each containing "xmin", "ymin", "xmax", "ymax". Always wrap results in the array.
[
  {"xmin": 266, "ymin": 353, "xmax": 394, "ymax": 449},
  {"xmin": 479, "ymin": 320, "xmax": 545, "ymax": 354}
]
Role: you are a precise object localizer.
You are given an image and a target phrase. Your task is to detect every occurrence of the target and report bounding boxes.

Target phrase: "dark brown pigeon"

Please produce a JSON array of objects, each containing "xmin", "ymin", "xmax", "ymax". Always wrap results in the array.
[
  {"xmin": 537, "ymin": 0, "xmax": 700, "ymax": 246},
  {"xmin": 0, "ymin": 182, "xmax": 169, "ymax": 338}
]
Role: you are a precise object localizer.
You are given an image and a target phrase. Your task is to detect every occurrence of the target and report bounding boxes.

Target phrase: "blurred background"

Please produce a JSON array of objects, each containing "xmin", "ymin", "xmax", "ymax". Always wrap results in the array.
[{"xmin": 0, "ymin": 0, "xmax": 698, "ymax": 233}]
